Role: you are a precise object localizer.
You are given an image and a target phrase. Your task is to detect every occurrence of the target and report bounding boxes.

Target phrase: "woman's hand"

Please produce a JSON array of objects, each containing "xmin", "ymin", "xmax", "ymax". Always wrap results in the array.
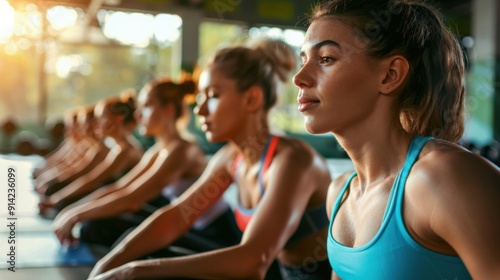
[
  {"xmin": 53, "ymin": 209, "xmax": 79, "ymax": 246},
  {"xmin": 88, "ymin": 262, "xmax": 136, "ymax": 280},
  {"xmin": 38, "ymin": 196, "xmax": 56, "ymax": 215},
  {"xmin": 35, "ymin": 183, "xmax": 49, "ymax": 195}
]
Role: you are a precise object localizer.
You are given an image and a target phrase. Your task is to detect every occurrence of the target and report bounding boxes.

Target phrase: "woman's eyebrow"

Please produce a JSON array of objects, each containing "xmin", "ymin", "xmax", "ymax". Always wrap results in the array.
[{"xmin": 300, "ymin": 39, "xmax": 342, "ymax": 58}]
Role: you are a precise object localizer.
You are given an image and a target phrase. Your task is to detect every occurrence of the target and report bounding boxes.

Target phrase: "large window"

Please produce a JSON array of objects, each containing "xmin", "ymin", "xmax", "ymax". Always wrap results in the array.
[
  {"xmin": 0, "ymin": 1, "xmax": 41, "ymax": 123},
  {"xmin": 45, "ymin": 44, "xmax": 180, "ymax": 118},
  {"xmin": 0, "ymin": 1, "xmax": 182, "ymax": 153},
  {"xmin": 199, "ymin": 21, "xmax": 245, "ymax": 67},
  {"xmin": 0, "ymin": 1, "xmax": 183, "ymax": 123}
]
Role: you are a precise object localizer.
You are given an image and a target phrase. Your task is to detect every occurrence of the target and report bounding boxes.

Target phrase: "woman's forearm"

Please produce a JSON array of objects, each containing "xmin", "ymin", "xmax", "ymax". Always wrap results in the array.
[
  {"xmin": 73, "ymin": 192, "xmax": 140, "ymax": 223},
  {"xmin": 124, "ymin": 245, "xmax": 264, "ymax": 279},
  {"xmin": 73, "ymin": 183, "xmax": 121, "ymax": 205},
  {"xmin": 50, "ymin": 177, "xmax": 99, "ymax": 205},
  {"xmin": 94, "ymin": 206, "xmax": 192, "ymax": 275}
]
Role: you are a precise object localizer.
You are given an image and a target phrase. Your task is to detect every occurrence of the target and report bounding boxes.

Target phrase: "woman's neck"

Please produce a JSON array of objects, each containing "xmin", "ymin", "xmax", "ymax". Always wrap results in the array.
[
  {"xmin": 155, "ymin": 122, "xmax": 183, "ymax": 149},
  {"xmin": 106, "ymin": 126, "xmax": 128, "ymax": 144},
  {"xmin": 334, "ymin": 119, "xmax": 413, "ymax": 191},
  {"xmin": 231, "ymin": 118, "xmax": 271, "ymax": 165}
]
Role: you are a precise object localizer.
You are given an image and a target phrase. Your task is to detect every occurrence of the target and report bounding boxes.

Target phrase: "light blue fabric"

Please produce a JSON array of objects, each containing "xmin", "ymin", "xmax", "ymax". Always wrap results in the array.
[{"xmin": 327, "ymin": 136, "xmax": 472, "ymax": 279}]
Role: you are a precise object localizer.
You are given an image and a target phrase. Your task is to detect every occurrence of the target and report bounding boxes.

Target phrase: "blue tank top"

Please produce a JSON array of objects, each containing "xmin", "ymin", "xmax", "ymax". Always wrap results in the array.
[{"xmin": 327, "ymin": 136, "xmax": 472, "ymax": 279}]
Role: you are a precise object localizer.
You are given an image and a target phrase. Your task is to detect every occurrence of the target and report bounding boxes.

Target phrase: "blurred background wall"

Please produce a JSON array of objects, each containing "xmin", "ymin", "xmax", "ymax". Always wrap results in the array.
[{"xmin": 0, "ymin": 0, "xmax": 498, "ymax": 161}]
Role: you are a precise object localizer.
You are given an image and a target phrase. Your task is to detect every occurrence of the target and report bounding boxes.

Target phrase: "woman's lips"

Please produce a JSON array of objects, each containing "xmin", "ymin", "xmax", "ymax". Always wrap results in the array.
[
  {"xmin": 297, "ymin": 97, "xmax": 320, "ymax": 112},
  {"xmin": 200, "ymin": 123, "xmax": 210, "ymax": 132}
]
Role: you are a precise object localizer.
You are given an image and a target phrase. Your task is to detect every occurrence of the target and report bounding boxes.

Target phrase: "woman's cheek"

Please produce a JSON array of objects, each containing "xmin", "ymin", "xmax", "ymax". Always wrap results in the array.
[
  {"xmin": 142, "ymin": 107, "xmax": 152, "ymax": 118},
  {"xmin": 207, "ymin": 98, "xmax": 219, "ymax": 113},
  {"xmin": 141, "ymin": 108, "xmax": 152, "ymax": 123}
]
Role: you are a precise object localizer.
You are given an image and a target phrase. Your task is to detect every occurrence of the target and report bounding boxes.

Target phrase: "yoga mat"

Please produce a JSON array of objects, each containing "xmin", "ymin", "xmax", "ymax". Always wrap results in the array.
[{"xmin": 0, "ymin": 232, "xmax": 96, "ymax": 269}]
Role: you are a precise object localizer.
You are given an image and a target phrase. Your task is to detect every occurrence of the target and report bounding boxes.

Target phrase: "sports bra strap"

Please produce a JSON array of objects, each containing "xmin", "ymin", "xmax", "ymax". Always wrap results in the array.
[
  {"xmin": 258, "ymin": 136, "xmax": 279, "ymax": 192},
  {"xmin": 231, "ymin": 155, "xmax": 243, "ymax": 180},
  {"xmin": 231, "ymin": 135, "xmax": 279, "ymax": 195}
]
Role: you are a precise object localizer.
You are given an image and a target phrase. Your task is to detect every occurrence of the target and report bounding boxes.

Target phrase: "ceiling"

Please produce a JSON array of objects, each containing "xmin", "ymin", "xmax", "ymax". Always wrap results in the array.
[{"xmin": 10, "ymin": 0, "xmax": 473, "ymax": 29}]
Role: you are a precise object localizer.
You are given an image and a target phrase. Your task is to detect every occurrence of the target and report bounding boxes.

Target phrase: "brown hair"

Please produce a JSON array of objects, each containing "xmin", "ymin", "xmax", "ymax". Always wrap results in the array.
[
  {"xmin": 63, "ymin": 108, "xmax": 79, "ymax": 126},
  {"xmin": 149, "ymin": 78, "xmax": 196, "ymax": 119},
  {"xmin": 208, "ymin": 38, "xmax": 296, "ymax": 111},
  {"xmin": 309, "ymin": 0, "xmax": 465, "ymax": 142},
  {"xmin": 105, "ymin": 89, "xmax": 138, "ymax": 127},
  {"xmin": 78, "ymin": 105, "xmax": 95, "ymax": 125}
]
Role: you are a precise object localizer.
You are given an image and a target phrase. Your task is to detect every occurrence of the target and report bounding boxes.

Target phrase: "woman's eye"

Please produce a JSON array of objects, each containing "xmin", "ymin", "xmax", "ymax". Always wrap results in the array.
[{"xmin": 320, "ymin": 57, "xmax": 334, "ymax": 64}]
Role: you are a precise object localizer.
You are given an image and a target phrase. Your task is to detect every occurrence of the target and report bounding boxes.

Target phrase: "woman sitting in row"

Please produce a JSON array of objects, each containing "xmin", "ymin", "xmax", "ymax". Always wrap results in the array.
[
  {"xmin": 53, "ymin": 78, "xmax": 241, "ymax": 254},
  {"xmin": 84, "ymin": 38, "xmax": 332, "ymax": 280},
  {"xmin": 39, "ymin": 91, "xmax": 144, "ymax": 212}
]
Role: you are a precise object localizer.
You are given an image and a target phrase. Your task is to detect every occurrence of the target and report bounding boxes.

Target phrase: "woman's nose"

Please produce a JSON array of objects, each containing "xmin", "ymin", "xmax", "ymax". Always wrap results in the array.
[
  {"xmin": 293, "ymin": 68, "xmax": 310, "ymax": 89},
  {"xmin": 194, "ymin": 95, "xmax": 208, "ymax": 116}
]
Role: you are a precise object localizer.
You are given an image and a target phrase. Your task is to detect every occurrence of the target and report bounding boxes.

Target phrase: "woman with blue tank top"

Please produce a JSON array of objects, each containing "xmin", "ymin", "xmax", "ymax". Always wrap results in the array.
[
  {"xmin": 53, "ymin": 78, "xmax": 240, "ymax": 254},
  {"xmin": 87, "ymin": 38, "xmax": 332, "ymax": 280},
  {"xmin": 294, "ymin": 0, "xmax": 500, "ymax": 279}
]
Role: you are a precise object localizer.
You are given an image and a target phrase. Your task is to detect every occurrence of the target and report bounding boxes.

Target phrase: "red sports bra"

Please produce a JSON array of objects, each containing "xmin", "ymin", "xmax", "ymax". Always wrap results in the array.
[{"xmin": 232, "ymin": 135, "xmax": 279, "ymax": 232}]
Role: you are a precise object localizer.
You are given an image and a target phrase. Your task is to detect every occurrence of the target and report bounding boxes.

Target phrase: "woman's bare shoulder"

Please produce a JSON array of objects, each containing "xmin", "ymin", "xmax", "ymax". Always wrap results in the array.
[
  {"xmin": 417, "ymin": 139, "xmax": 498, "ymax": 177},
  {"xmin": 409, "ymin": 138, "xmax": 500, "ymax": 199}
]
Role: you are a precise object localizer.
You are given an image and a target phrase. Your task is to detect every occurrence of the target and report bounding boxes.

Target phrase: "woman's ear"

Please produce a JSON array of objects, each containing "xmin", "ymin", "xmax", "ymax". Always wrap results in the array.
[
  {"xmin": 379, "ymin": 55, "xmax": 409, "ymax": 95},
  {"xmin": 244, "ymin": 85, "xmax": 264, "ymax": 112},
  {"xmin": 163, "ymin": 103, "xmax": 176, "ymax": 118}
]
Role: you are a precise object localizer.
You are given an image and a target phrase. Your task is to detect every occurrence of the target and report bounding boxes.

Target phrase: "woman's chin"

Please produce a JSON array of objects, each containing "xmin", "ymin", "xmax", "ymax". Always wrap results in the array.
[
  {"xmin": 205, "ymin": 132, "xmax": 217, "ymax": 143},
  {"xmin": 138, "ymin": 127, "xmax": 153, "ymax": 137},
  {"xmin": 304, "ymin": 122, "xmax": 328, "ymax": 135},
  {"xmin": 205, "ymin": 132, "xmax": 225, "ymax": 143}
]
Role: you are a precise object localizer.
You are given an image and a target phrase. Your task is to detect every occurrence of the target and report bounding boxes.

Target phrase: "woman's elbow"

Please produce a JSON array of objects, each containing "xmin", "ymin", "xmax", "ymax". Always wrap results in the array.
[{"xmin": 234, "ymin": 245, "xmax": 274, "ymax": 280}]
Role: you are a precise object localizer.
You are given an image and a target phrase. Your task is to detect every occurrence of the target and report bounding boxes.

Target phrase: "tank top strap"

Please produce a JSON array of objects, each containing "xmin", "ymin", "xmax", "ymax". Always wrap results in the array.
[
  {"xmin": 232, "ymin": 135, "xmax": 279, "ymax": 195},
  {"xmin": 395, "ymin": 136, "xmax": 433, "ymax": 198},
  {"xmin": 231, "ymin": 154, "xmax": 243, "ymax": 181},
  {"xmin": 330, "ymin": 136, "xmax": 432, "ymax": 218},
  {"xmin": 330, "ymin": 171, "xmax": 357, "ymax": 218},
  {"xmin": 258, "ymin": 135, "xmax": 279, "ymax": 195}
]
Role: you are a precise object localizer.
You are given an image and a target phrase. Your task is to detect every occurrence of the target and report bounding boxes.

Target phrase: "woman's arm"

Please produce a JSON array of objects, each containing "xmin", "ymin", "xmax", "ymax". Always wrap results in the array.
[
  {"xmin": 53, "ymin": 144, "xmax": 192, "ymax": 244},
  {"xmin": 35, "ymin": 141, "xmax": 88, "ymax": 181},
  {"xmin": 42, "ymin": 145, "xmax": 142, "ymax": 208},
  {"xmin": 41, "ymin": 138, "xmax": 93, "ymax": 175},
  {"xmin": 88, "ymin": 147, "xmax": 235, "ymax": 277},
  {"xmin": 33, "ymin": 139, "xmax": 71, "ymax": 176},
  {"xmin": 62, "ymin": 146, "xmax": 159, "ymax": 209},
  {"xmin": 410, "ymin": 148, "xmax": 500, "ymax": 279},
  {"xmin": 91, "ymin": 144, "xmax": 321, "ymax": 279},
  {"xmin": 56, "ymin": 145, "xmax": 110, "ymax": 183},
  {"xmin": 35, "ymin": 142, "xmax": 102, "ymax": 192}
]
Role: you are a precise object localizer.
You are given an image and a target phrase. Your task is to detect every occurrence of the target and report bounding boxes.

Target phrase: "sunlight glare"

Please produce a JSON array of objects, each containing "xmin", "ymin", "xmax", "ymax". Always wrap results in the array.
[
  {"xmin": 0, "ymin": 0, "xmax": 15, "ymax": 43},
  {"xmin": 283, "ymin": 29, "xmax": 305, "ymax": 48},
  {"xmin": 102, "ymin": 11, "xmax": 155, "ymax": 46},
  {"xmin": 154, "ymin": 14, "xmax": 182, "ymax": 45},
  {"xmin": 47, "ymin": 6, "xmax": 78, "ymax": 30}
]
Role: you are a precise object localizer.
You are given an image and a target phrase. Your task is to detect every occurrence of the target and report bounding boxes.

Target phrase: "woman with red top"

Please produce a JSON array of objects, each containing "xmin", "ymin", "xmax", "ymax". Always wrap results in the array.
[{"xmin": 88, "ymin": 38, "xmax": 332, "ymax": 279}]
